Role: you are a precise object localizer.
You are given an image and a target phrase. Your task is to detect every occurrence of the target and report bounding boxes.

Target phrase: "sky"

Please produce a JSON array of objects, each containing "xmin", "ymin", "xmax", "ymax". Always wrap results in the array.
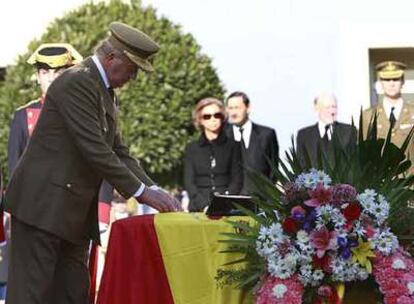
[{"xmin": 2, "ymin": 0, "xmax": 414, "ymax": 154}]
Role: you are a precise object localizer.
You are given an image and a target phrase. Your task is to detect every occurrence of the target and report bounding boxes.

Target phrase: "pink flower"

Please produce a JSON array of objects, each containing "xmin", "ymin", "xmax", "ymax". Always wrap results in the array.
[
  {"xmin": 310, "ymin": 228, "xmax": 337, "ymax": 258},
  {"xmin": 373, "ymin": 248, "xmax": 414, "ymax": 303},
  {"xmin": 331, "ymin": 184, "xmax": 357, "ymax": 204},
  {"xmin": 397, "ymin": 296, "xmax": 414, "ymax": 304},
  {"xmin": 317, "ymin": 285, "xmax": 333, "ymax": 297},
  {"xmin": 365, "ymin": 225, "xmax": 376, "ymax": 238},
  {"xmin": 256, "ymin": 274, "xmax": 303, "ymax": 304},
  {"xmin": 384, "ymin": 295, "xmax": 398, "ymax": 304},
  {"xmin": 305, "ymin": 184, "xmax": 333, "ymax": 207}
]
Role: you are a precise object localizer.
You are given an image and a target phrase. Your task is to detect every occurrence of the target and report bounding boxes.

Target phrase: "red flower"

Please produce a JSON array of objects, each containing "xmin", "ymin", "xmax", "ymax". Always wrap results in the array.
[
  {"xmin": 342, "ymin": 202, "xmax": 361, "ymax": 222},
  {"xmin": 313, "ymin": 254, "xmax": 332, "ymax": 273},
  {"xmin": 282, "ymin": 217, "xmax": 298, "ymax": 234}
]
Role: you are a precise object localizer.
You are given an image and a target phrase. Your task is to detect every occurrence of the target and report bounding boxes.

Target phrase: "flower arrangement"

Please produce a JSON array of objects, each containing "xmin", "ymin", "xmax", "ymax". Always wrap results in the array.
[
  {"xmin": 217, "ymin": 170, "xmax": 414, "ymax": 304},
  {"xmin": 216, "ymin": 115, "xmax": 414, "ymax": 303}
]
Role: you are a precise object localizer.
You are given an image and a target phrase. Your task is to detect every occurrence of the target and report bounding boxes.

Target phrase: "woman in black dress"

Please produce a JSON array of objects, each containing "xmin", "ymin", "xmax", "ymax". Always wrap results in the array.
[{"xmin": 184, "ymin": 97, "xmax": 242, "ymax": 212}]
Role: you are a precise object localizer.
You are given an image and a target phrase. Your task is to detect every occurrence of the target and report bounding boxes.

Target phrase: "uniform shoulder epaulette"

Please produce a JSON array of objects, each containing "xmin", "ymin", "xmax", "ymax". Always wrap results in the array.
[
  {"xmin": 72, "ymin": 65, "xmax": 90, "ymax": 75},
  {"xmin": 15, "ymin": 99, "xmax": 40, "ymax": 111}
]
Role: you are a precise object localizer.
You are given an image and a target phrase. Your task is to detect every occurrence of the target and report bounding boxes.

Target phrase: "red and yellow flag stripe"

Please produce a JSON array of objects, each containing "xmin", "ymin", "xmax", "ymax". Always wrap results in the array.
[{"xmin": 97, "ymin": 213, "xmax": 252, "ymax": 304}]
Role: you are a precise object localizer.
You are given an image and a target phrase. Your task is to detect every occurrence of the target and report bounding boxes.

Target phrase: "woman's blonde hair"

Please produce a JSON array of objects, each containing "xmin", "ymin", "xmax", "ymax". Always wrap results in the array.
[{"xmin": 192, "ymin": 97, "xmax": 226, "ymax": 130}]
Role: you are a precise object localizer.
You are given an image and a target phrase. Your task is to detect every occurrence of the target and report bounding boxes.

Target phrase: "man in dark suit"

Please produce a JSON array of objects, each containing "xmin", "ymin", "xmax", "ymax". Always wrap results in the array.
[
  {"xmin": 225, "ymin": 91, "xmax": 279, "ymax": 194},
  {"xmin": 296, "ymin": 92, "xmax": 357, "ymax": 168},
  {"xmin": 4, "ymin": 22, "xmax": 181, "ymax": 304}
]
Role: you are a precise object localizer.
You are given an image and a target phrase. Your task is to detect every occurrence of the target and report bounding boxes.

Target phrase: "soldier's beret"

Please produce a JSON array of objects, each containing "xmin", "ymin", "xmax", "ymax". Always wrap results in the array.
[
  {"xmin": 376, "ymin": 61, "xmax": 407, "ymax": 80},
  {"xmin": 27, "ymin": 43, "xmax": 83, "ymax": 69},
  {"xmin": 108, "ymin": 22, "xmax": 160, "ymax": 72}
]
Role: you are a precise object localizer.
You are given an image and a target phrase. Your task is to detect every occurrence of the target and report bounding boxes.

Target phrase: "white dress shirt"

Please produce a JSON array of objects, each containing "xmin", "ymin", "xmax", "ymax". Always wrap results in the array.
[
  {"xmin": 382, "ymin": 97, "xmax": 403, "ymax": 121},
  {"xmin": 232, "ymin": 120, "xmax": 253, "ymax": 149},
  {"xmin": 318, "ymin": 121, "xmax": 333, "ymax": 140},
  {"xmin": 92, "ymin": 55, "xmax": 148, "ymax": 197}
]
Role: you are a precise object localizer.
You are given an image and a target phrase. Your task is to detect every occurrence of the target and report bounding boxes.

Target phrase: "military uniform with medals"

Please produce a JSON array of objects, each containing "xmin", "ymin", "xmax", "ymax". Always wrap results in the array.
[{"xmin": 363, "ymin": 61, "xmax": 414, "ymax": 174}]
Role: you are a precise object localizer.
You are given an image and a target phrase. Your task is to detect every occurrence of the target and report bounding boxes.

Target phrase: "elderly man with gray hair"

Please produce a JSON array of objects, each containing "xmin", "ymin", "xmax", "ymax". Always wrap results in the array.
[
  {"xmin": 4, "ymin": 22, "xmax": 181, "ymax": 304},
  {"xmin": 296, "ymin": 92, "xmax": 357, "ymax": 168}
]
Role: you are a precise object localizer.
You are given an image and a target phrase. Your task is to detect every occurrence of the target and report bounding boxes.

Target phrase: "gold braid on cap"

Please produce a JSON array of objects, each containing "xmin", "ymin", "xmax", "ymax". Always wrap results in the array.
[{"xmin": 35, "ymin": 52, "xmax": 73, "ymax": 68}]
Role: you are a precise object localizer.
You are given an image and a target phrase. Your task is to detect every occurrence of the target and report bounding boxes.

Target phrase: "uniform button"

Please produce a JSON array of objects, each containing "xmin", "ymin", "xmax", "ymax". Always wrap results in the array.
[
  {"xmin": 212, "ymin": 186, "xmax": 216, "ymax": 190},
  {"xmin": 28, "ymin": 111, "xmax": 33, "ymax": 118},
  {"xmin": 391, "ymin": 132, "xmax": 395, "ymax": 137},
  {"xmin": 103, "ymin": 127, "xmax": 107, "ymax": 132},
  {"xmin": 66, "ymin": 183, "xmax": 72, "ymax": 188},
  {"xmin": 28, "ymin": 124, "xmax": 33, "ymax": 129}
]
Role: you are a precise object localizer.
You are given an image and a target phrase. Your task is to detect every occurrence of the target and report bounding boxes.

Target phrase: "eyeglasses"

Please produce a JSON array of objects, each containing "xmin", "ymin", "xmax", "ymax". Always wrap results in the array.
[{"xmin": 202, "ymin": 112, "xmax": 224, "ymax": 120}]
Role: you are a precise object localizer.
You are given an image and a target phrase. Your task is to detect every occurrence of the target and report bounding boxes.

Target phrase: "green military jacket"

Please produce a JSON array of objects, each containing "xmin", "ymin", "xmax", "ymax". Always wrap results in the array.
[
  {"xmin": 5, "ymin": 57, "xmax": 154, "ymax": 243},
  {"xmin": 363, "ymin": 100, "xmax": 414, "ymax": 174}
]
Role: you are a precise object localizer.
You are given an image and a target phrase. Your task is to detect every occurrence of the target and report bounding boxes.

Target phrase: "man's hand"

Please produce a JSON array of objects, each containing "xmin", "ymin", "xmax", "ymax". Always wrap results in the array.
[{"xmin": 136, "ymin": 187, "xmax": 182, "ymax": 212}]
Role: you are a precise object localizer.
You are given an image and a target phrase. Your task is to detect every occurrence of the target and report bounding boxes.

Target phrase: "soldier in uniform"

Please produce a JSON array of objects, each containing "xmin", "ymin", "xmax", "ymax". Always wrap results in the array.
[
  {"xmin": 363, "ymin": 61, "xmax": 414, "ymax": 173},
  {"xmin": 8, "ymin": 43, "xmax": 83, "ymax": 174},
  {"xmin": 4, "ymin": 23, "xmax": 180, "ymax": 304},
  {"xmin": 7, "ymin": 44, "xmax": 114, "ymax": 232}
]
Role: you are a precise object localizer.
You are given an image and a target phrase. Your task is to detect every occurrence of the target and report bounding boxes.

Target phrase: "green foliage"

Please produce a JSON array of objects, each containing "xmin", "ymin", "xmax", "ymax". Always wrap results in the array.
[{"xmin": 0, "ymin": 0, "xmax": 224, "ymax": 186}]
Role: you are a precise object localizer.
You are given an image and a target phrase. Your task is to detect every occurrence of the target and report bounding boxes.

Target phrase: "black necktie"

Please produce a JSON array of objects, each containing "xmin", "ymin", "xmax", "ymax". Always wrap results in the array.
[
  {"xmin": 108, "ymin": 87, "xmax": 115, "ymax": 100},
  {"xmin": 323, "ymin": 124, "xmax": 330, "ymax": 142},
  {"xmin": 239, "ymin": 127, "xmax": 246, "ymax": 149},
  {"xmin": 389, "ymin": 107, "xmax": 396, "ymax": 129},
  {"xmin": 108, "ymin": 87, "xmax": 119, "ymax": 111}
]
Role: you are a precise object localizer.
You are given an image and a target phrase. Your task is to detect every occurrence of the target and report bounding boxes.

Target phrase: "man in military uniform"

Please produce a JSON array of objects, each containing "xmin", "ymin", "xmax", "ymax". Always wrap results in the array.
[
  {"xmin": 7, "ymin": 44, "xmax": 114, "ymax": 233},
  {"xmin": 8, "ymin": 43, "xmax": 83, "ymax": 174},
  {"xmin": 4, "ymin": 22, "xmax": 181, "ymax": 304},
  {"xmin": 363, "ymin": 61, "xmax": 414, "ymax": 173}
]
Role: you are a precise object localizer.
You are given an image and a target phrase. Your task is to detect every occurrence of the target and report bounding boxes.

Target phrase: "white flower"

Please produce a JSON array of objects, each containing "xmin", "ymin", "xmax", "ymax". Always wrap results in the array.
[
  {"xmin": 331, "ymin": 258, "xmax": 345, "ymax": 274},
  {"xmin": 315, "ymin": 205, "xmax": 334, "ymax": 228},
  {"xmin": 313, "ymin": 269, "xmax": 325, "ymax": 281},
  {"xmin": 357, "ymin": 190, "xmax": 390, "ymax": 225},
  {"xmin": 357, "ymin": 269, "xmax": 369, "ymax": 281},
  {"xmin": 295, "ymin": 169, "xmax": 331, "ymax": 189},
  {"xmin": 296, "ymin": 230, "xmax": 310, "ymax": 244},
  {"xmin": 353, "ymin": 221, "xmax": 366, "ymax": 237},
  {"xmin": 268, "ymin": 223, "xmax": 286, "ymax": 243},
  {"xmin": 256, "ymin": 223, "xmax": 289, "ymax": 258},
  {"xmin": 267, "ymin": 252, "xmax": 297, "ymax": 279},
  {"xmin": 372, "ymin": 228, "xmax": 399, "ymax": 255},
  {"xmin": 272, "ymin": 284, "xmax": 287, "ymax": 299},
  {"xmin": 392, "ymin": 258, "xmax": 406, "ymax": 270},
  {"xmin": 331, "ymin": 209, "xmax": 346, "ymax": 228},
  {"xmin": 357, "ymin": 189, "xmax": 377, "ymax": 211},
  {"xmin": 407, "ymin": 282, "xmax": 414, "ymax": 295}
]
